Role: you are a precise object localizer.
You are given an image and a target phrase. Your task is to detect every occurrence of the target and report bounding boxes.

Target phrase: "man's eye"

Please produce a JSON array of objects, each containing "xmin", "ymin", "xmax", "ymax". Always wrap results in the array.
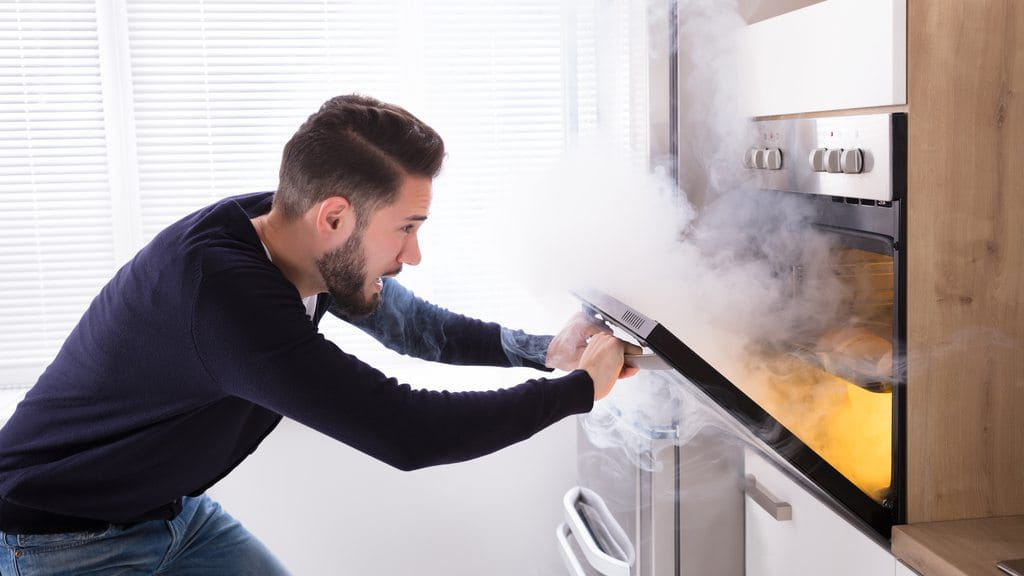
[{"xmin": 401, "ymin": 224, "xmax": 415, "ymax": 233}]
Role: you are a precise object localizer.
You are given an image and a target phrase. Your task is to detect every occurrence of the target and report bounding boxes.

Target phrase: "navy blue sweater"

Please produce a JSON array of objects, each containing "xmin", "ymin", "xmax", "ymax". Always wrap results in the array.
[{"xmin": 0, "ymin": 192, "xmax": 593, "ymax": 534}]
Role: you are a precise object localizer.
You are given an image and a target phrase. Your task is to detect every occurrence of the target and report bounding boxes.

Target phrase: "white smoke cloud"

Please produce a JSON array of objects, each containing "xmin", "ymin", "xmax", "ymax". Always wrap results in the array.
[
  {"xmin": 495, "ymin": 0, "xmax": 845, "ymax": 380},
  {"xmin": 492, "ymin": 0, "xmax": 892, "ymax": 504}
]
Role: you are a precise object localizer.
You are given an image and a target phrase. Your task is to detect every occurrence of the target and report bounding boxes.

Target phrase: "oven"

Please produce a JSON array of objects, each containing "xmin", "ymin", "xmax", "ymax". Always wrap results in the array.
[{"xmin": 739, "ymin": 112, "xmax": 908, "ymax": 534}]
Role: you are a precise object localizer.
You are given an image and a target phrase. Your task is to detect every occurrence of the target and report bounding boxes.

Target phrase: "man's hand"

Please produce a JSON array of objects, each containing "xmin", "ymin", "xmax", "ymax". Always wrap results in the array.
[
  {"xmin": 578, "ymin": 333, "xmax": 642, "ymax": 400},
  {"xmin": 546, "ymin": 312, "xmax": 642, "ymax": 399},
  {"xmin": 545, "ymin": 312, "xmax": 613, "ymax": 372}
]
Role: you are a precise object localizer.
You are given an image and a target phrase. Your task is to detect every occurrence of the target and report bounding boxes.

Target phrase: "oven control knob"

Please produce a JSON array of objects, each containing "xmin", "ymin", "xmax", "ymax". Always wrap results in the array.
[
  {"xmin": 765, "ymin": 148, "xmax": 783, "ymax": 170},
  {"xmin": 809, "ymin": 148, "xmax": 827, "ymax": 172},
  {"xmin": 824, "ymin": 148, "xmax": 843, "ymax": 173},
  {"xmin": 754, "ymin": 148, "xmax": 768, "ymax": 169},
  {"xmin": 743, "ymin": 148, "xmax": 758, "ymax": 169},
  {"xmin": 841, "ymin": 148, "xmax": 863, "ymax": 174}
]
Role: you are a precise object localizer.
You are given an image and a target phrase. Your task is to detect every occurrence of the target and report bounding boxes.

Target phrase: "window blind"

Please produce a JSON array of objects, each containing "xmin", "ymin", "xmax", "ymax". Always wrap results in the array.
[
  {"xmin": 126, "ymin": 0, "xmax": 407, "ymax": 242},
  {"xmin": 0, "ymin": 0, "xmax": 116, "ymax": 387},
  {"xmin": 409, "ymin": 0, "xmax": 570, "ymax": 324},
  {"xmin": 1, "ymin": 0, "xmax": 652, "ymax": 387},
  {"xmin": 125, "ymin": 0, "xmax": 411, "ymax": 361}
]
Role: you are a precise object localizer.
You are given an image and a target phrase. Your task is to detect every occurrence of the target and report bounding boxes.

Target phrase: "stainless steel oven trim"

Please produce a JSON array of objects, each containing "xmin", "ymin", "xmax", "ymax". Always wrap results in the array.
[{"xmin": 745, "ymin": 114, "xmax": 899, "ymax": 202}]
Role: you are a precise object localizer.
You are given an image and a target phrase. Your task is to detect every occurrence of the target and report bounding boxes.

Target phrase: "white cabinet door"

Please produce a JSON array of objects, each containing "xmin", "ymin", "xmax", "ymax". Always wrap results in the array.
[
  {"xmin": 744, "ymin": 448, "xmax": 895, "ymax": 576},
  {"xmin": 738, "ymin": 0, "xmax": 907, "ymax": 117}
]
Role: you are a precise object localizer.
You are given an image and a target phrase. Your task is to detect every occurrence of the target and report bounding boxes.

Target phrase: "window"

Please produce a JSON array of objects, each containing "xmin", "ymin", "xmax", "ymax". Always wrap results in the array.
[
  {"xmin": 0, "ymin": 0, "xmax": 652, "ymax": 391},
  {"xmin": 1, "ymin": 0, "xmax": 117, "ymax": 388}
]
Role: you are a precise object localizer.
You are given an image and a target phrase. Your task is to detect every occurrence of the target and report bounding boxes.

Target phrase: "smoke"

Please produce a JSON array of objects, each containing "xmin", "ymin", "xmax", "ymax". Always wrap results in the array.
[
  {"xmin": 581, "ymin": 369, "xmax": 751, "ymax": 469},
  {"xmin": 498, "ymin": 0, "xmax": 845, "ymax": 384},
  {"xmin": 493, "ymin": 0, "xmax": 901, "ymax": 513}
]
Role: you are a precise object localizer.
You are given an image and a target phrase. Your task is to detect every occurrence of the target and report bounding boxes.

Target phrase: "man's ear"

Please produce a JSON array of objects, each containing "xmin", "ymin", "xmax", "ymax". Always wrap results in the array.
[{"xmin": 314, "ymin": 196, "xmax": 354, "ymax": 236}]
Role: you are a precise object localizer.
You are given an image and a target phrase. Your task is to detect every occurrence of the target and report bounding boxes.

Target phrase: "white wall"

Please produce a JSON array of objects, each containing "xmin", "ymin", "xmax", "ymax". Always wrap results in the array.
[{"xmin": 209, "ymin": 365, "xmax": 579, "ymax": 576}]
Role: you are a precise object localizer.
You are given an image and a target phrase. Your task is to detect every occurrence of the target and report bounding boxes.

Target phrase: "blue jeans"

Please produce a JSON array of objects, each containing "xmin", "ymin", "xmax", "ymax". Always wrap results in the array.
[{"xmin": 0, "ymin": 494, "xmax": 289, "ymax": 575}]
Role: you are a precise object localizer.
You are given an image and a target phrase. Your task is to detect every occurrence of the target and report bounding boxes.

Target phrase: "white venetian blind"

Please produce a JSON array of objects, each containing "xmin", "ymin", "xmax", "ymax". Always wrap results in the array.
[
  {"xmin": 121, "ymin": 0, "xmax": 624, "ymax": 363},
  {"xmin": 410, "ymin": 0, "xmax": 569, "ymax": 321},
  {"xmin": 0, "ymin": 0, "xmax": 116, "ymax": 386},
  {"xmin": 407, "ymin": 0, "xmax": 649, "ymax": 328},
  {"xmin": 124, "ymin": 0, "xmax": 414, "ymax": 361},
  {"xmin": 125, "ymin": 0, "xmax": 406, "ymax": 242},
  {"xmin": 1, "ymin": 0, "xmax": 651, "ymax": 387}
]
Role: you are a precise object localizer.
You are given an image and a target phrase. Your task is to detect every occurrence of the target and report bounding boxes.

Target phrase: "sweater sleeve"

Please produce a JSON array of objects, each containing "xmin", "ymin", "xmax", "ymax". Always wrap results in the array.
[
  {"xmin": 191, "ymin": 263, "xmax": 594, "ymax": 471},
  {"xmin": 337, "ymin": 278, "xmax": 553, "ymax": 370}
]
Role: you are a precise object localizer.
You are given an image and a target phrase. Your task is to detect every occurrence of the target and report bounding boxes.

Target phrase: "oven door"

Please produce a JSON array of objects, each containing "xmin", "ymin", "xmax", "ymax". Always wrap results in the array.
[{"xmin": 576, "ymin": 290, "xmax": 899, "ymax": 539}]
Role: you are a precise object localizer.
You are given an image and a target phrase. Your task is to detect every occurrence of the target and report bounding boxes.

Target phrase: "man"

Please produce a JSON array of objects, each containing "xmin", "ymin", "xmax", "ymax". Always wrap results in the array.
[{"xmin": 0, "ymin": 94, "xmax": 638, "ymax": 574}]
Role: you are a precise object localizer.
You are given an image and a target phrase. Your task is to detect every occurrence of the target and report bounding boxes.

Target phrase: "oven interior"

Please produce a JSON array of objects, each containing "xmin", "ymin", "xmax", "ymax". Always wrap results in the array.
[{"xmin": 742, "ymin": 231, "xmax": 897, "ymax": 506}]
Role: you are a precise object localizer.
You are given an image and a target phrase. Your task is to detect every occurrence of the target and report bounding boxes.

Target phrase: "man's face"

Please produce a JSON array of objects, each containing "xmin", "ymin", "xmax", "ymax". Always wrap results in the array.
[{"xmin": 317, "ymin": 176, "xmax": 431, "ymax": 318}]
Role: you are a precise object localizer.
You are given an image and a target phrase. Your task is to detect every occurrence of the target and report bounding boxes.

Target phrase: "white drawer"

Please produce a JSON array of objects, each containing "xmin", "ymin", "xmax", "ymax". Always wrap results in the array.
[{"xmin": 744, "ymin": 447, "xmax": 894, "ymax": 576}]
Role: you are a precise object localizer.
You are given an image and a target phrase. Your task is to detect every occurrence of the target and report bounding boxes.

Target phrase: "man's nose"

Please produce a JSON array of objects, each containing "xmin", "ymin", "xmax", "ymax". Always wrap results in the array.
[{"xmin": 399, "ymin": 233, "xmax": 421, "ymax": 266}]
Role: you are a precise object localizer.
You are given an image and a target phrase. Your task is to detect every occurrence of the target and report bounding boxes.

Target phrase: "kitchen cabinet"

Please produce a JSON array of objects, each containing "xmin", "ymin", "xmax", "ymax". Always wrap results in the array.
[
  {"xmin": 904, "ymin": 0, "xmax": 1024, "ymax": 524},
  {"xmin": 737, "ymin": 0, "xmax": 906, "ymax": 117},
  {"xmin": 744, "ymin": 447, "xmax": 895, "ymax": 576}
]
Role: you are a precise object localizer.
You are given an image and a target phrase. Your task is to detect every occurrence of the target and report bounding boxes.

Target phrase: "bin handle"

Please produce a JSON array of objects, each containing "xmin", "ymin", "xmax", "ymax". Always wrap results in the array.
[
  {"xmin": 562, "ymin": 486, "xmax": 634, "ymax": 576},
  {"xmin": 555, "ymin": 523, "xmax": 588, "ymax": 576}
]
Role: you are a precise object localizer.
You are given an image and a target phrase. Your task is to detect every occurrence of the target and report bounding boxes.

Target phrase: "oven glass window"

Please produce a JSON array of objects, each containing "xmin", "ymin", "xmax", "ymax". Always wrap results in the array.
[{"xmin": 741, "ymin": 245, "xmax": 895, "ymax": 503}]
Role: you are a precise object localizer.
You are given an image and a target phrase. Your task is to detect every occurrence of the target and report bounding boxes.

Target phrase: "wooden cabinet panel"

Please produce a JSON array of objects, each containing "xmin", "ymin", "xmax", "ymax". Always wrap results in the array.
[
  {"xmin": 906, "ymin": 0, "xmax": 1024, "ymax": 523},
  {"xmin": 893, "ymin": 517, "xmax": 1024, "ymax": 576}
]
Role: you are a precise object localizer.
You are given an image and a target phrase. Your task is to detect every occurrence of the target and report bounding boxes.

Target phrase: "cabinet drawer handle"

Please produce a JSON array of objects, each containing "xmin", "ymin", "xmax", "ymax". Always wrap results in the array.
[{"xmin": 744, "ymin": 474, "xmax": 792, "ymax": 521}]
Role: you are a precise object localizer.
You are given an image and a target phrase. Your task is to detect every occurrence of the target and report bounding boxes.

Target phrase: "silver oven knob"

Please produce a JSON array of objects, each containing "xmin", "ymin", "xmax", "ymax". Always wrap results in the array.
[
  {"xmin": 743, "ymin": 148, "xmax": 758, "ymax": 169},
  {"xmin": 808, "ymin": 148, "xmax": 827, "ymax": 172},
  {"xmin": 754, "ymin": 148, "xmax": 768, "ymax": 169},
  {"xmin": 765, "ymin": 148, "xmax": 783, "ymax": 170},
  {"xmin": 824, "ymin": 148, "xmax": 843, "ymax": 173},
  {"xmin": 841, "ymin": 148, "xmax": 863, "ymax": 174}
]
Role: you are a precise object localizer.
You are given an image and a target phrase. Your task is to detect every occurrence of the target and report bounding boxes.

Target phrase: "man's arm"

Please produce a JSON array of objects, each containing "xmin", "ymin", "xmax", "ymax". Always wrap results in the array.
[
  {"xmin": 333, "ymin": 278, "xmax": 553, "ymax": 370},
  {"xmin": 193, "ymin": 265, "xmax": 595, "ymax": 471}
]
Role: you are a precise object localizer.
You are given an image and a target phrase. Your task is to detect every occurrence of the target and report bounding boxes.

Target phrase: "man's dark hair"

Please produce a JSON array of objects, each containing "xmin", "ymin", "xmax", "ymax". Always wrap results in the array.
[{"xmin": 274, "ymin": 94, "xmax": 445, "ymax": 224}]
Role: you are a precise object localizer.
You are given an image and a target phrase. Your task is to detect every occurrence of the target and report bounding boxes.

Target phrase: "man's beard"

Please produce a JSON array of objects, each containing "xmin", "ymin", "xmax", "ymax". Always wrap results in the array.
[{"xmin": 316, "ymin": 227, "xmax": 379, "ymax": 319}]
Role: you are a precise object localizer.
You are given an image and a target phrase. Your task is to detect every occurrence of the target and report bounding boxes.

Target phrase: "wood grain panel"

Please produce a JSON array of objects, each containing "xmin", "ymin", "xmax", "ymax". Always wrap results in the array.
[
  {"xmin": 906, "ymin": 0, "xmax": 1024, "ymax": 522},
  {"xmin": 893, "ymin": 516, "xmax": 1024, "ymax": 576}
]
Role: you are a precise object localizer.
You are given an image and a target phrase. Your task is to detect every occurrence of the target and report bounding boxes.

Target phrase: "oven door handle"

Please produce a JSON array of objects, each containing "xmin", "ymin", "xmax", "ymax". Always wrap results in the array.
[{"xmin": 562, "ymin": 486, "xmax": 635, "ymax": 576}]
